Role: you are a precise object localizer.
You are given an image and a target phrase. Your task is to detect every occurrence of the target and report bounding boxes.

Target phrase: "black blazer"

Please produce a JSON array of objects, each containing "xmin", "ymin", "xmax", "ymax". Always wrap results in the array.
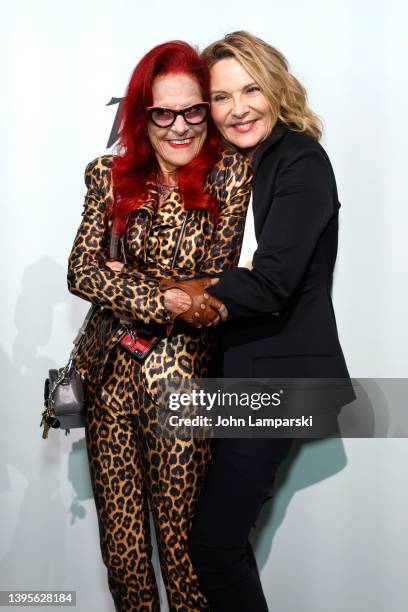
[{"xmin": 208, "ymin": 122, "xmax": 352, "ymax": 386}]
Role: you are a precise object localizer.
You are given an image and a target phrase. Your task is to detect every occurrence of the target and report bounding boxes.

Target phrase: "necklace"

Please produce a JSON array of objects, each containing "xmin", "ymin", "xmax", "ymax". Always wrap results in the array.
[{"xmin": 155, "ymin": 171, "xmax": 178, "ymax": 199}]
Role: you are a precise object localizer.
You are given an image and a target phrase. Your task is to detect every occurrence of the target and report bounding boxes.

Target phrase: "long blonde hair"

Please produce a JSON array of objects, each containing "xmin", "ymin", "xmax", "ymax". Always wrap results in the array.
[{"xmin": 202, "ymin": 31, "xmax": 322, "ymax": 141}]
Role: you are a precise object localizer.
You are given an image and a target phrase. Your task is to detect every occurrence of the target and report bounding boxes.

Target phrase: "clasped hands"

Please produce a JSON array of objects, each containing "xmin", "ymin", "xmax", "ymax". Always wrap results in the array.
[
  {"xmin": 105, "ymin": 259, "xmax": 228, "ymax": 329},
  {"xmin": 159, "ymin": 277, "xmax": 228, "ymax": 329}
]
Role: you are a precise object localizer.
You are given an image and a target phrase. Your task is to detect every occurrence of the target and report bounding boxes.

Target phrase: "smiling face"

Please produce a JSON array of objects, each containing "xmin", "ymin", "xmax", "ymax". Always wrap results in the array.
[
  {"xmin": 147, "ymin": 73, "xmax": 207, "ymax": 175},
  {"xmin": 209, "ymin": 57, "xmax": 274, "ymax": 155}
]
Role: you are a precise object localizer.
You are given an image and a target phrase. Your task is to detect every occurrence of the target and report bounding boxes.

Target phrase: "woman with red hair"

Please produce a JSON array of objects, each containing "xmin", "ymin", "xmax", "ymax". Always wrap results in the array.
[{"xmin": 67, "ymin": 40, "xmax": 252, "ymax": 611}]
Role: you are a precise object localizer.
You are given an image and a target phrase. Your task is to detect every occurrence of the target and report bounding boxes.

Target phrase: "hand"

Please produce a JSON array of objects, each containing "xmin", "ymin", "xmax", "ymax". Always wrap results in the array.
[
  {"xmin": 164, "ymin": 288, "xmax": 192, "ymax": 315},
  {"xmin": 160, "ymin": 277, "xmax": 228, "ymax": 330},
  {"xmin": 106, "ymin": 260, "xmax": 125, "ymax": 272},
  {"xmin": 190, "ymin": 279, "xmax": 226, "ymax": 327},
  {"xmin": 198, "ymin": 278, "xmax": 228, "ymax": 325}
]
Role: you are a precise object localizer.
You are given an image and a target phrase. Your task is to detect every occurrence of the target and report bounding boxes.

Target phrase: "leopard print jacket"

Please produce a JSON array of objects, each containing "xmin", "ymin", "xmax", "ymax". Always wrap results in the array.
[{"xmin": 67, "ymin": 151, "xmax": 253, "ymax": 399}]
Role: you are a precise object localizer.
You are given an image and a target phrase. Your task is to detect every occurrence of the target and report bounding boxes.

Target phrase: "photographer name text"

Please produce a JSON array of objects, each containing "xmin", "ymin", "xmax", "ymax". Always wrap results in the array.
[{"xmin": 167, "ymin": 414, "xmax": 313, "ymax": 428}]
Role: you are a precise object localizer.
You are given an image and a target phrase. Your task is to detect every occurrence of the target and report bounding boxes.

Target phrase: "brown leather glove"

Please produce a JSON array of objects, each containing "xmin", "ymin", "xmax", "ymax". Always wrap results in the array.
[{"xmin": 159, "ymin": 277, "xmax": 227, "ymax": 335}]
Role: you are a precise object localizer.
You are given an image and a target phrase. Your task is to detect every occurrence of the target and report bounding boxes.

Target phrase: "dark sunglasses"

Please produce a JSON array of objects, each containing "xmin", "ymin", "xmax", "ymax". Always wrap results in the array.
[{"xmin": 146, "ymin": 102, "xmax": 209, "ymax": 128}]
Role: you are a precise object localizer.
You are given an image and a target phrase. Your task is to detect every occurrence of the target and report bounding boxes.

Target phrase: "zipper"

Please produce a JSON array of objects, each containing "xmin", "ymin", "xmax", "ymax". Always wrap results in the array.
[{"xmin": 171, "ymin": 211, "xmax": 189, "ymax": 268}]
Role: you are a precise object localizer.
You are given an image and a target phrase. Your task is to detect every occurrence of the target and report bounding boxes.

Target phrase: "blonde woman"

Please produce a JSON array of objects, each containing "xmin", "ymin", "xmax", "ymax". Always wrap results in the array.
[{"xmin": 163, "ymin": 31, "xmax": 353, "ymax": 611}]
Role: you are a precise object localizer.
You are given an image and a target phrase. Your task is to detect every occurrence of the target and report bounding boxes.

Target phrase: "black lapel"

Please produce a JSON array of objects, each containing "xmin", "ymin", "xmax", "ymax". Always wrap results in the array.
[
  {"xmin": 251, "ymin": 121, "xmax": 289, "ymax": 236},
  {"xmin": 252, "ymin": 120, "xmax": 288, "ymax": 173}
]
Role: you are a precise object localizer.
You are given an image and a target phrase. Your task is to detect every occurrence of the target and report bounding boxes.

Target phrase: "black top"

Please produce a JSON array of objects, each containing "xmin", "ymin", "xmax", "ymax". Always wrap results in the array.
[{"xmin": 208, "ymin": 121, "xmax": 352, "ymax": 384}]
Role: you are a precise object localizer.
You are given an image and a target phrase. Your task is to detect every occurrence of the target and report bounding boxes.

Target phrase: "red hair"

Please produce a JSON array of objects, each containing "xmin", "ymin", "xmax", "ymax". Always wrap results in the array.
[{"xmin": 110, "ymin": 41, "xmax": 221, "ymax": 236}]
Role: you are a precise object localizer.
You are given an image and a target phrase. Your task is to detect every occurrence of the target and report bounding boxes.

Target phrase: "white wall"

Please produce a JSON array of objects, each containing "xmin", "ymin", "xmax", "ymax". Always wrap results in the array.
[{"xmin": 1, "ymin": 1, "xmax": 407, "ymax": 610}]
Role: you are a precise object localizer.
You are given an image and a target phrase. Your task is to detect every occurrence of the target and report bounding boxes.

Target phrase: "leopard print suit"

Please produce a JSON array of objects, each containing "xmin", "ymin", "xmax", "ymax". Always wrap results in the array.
[{"xmin": 67, "ymin": 152, "xmax": 252, "ymax": 611}]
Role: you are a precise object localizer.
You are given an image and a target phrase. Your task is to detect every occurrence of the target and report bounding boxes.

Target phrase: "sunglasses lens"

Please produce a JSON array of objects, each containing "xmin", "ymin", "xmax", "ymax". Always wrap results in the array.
[
  {"xmin": 151, "ymin": 108, "xmax": 175, "ymax": 127},
  {"xmin": 184, "ymin": 105, "xmax": 208, "ymax": 124}
]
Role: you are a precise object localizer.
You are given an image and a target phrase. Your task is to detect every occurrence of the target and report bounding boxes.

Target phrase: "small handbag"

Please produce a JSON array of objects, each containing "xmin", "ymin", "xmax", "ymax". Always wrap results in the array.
[{"xmin": 40, "ymin": 304, "xmax": 99, "ymax": 438}]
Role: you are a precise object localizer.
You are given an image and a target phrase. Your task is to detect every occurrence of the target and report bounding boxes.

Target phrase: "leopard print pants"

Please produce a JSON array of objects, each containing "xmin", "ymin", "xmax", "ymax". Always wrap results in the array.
[{"xmin": 83, "ymin": 344, "xmax": 210, "ymax": 611}]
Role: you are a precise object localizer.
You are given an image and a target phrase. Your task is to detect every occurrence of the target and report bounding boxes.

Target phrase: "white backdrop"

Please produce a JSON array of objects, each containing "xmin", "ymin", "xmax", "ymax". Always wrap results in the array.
[{"xmin": 1, "ymin": 1, "xmax": 408, "ymax": 611}]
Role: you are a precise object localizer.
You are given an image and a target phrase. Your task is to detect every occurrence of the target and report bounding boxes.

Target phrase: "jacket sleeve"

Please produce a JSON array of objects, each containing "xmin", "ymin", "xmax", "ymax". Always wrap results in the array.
[
  {"xmin": 199, "ymin": 154, "xmax": 253, "ymax": 274},
  {"xmin": 207, "ymin": 148, "xmax": 336, "ymax": 319},
  {"xmin": 67, "ymin": 157, "xmax": 172, "ymax": 325}
]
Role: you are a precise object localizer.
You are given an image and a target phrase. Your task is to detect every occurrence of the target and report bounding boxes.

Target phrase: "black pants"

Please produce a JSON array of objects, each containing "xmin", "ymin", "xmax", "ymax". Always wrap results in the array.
[{"xmin": 188, "ymin": 437, "xmax": 293, "ymax": 612}]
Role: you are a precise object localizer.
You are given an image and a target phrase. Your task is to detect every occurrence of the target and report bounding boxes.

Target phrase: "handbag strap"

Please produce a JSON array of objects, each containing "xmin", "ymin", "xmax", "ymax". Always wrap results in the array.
[
  {"xmin": 71, "ymin": 304, "xmax": 99, "ymax": 349},
  {"xmin": 48, "ymin": 303, "xmax": 98, "ymax": 389},
  {"xmin": 67, "ymin": 303, "xmax": 99, "ymax": 368}
]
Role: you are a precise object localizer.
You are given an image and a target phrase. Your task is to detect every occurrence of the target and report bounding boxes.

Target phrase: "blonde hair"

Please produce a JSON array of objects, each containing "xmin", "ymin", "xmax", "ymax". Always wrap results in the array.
[{"xmin": 202, "ymin": 31, "xmax": 323, "ymax": 141}]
